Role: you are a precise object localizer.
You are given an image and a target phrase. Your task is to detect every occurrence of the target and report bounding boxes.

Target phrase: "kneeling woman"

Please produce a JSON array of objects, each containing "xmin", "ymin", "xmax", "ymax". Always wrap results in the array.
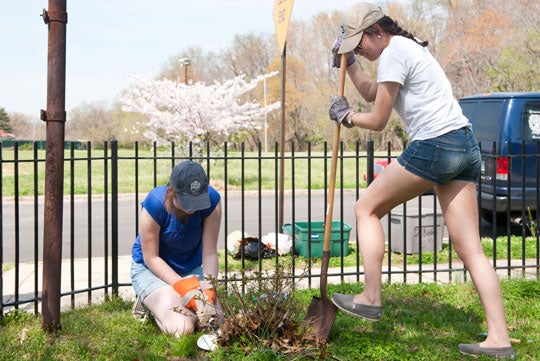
[{"xmin": 131, "ymin": 160, "xmax": 222, "ymax": 337}]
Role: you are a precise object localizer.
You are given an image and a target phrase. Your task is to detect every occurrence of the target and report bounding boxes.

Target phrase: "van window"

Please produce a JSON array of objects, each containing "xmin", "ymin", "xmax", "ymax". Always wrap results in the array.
[
  {"xmin": 468, "ymin": 101, "xmax": 502, "ymax": 141},
  {"xmin": 522, "ymin": 102, "xmax": 540, "ymax": 140},
  {"xmin": 460, "ymin": 102, "xmax": 476, "ymax": 121}
]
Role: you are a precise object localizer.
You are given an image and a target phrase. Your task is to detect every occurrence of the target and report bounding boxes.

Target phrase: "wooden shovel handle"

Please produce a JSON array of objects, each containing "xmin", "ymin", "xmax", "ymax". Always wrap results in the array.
[{"xmin": 321, "ymin": 52, "xmax": 348, "ymax": 295}]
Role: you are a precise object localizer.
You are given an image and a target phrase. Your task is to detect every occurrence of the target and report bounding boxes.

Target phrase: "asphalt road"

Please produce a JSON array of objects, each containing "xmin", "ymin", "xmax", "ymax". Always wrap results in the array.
[
  {"xmin": 2, "ymin": 191, "xmax": 354, "ymax": 263},
  {"xmin": 2, "ymin": 190, "xmax": 518, "ymax": 263}
]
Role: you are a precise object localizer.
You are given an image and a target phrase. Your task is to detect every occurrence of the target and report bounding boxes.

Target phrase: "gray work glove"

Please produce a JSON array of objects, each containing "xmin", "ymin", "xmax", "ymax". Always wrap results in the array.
[
  {"xmin": 329, "ymin": 95, "xmax": 355, "ymax": 128},
  {"xmin": 331, "ymin": 35, "xmax": 355, "ymax": 68}
]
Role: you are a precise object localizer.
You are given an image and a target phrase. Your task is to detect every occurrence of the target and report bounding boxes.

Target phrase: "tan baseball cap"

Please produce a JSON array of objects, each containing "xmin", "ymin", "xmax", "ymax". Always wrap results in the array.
[{"xmin": 338, "ymin": 2, "xmax": 385, "ymax": 54}]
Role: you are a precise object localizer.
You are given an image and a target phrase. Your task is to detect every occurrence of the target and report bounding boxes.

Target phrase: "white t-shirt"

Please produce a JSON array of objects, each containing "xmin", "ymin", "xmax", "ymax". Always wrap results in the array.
[{"xmin": 377, "ymin": 36, "xmax": 469, "ymax": 141}]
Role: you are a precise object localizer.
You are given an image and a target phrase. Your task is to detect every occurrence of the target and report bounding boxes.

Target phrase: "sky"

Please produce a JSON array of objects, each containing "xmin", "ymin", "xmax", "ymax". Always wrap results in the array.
[{"xmin": 0, "ymin": 0, "xmax": 363, "ymax": 120}]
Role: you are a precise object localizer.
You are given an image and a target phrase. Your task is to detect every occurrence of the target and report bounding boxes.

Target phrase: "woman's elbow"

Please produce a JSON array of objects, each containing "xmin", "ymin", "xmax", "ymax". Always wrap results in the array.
[
  {"xmin": 363, "ymin": 93, "xmax": 377, "ymax": 103},
  {"xmin": 142, "ymin": 253, "xmax": 159, "ymax": 268},
  {"xmin": 370, "ymin": 117, "xmax": 389, "ymax": 132}
]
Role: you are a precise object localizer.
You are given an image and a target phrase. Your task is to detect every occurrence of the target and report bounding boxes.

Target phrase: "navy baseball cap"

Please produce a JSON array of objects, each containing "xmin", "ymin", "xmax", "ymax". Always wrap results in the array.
[{"xmin": 169, "ymin": 161, "xmax": 211, "ymax": 212}]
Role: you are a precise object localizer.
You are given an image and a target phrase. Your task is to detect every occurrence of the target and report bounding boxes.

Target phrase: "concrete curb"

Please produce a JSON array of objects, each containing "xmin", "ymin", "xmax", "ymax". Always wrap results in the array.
[{"xmin": 3, "ymin": 256, "xmax": 537, "ymax": 313}]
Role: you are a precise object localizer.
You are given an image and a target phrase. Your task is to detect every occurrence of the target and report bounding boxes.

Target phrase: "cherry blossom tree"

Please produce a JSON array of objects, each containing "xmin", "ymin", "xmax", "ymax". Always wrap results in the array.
[{"xmin": 120, "ymin": 72, "xmax": 280, "ymax": 154}]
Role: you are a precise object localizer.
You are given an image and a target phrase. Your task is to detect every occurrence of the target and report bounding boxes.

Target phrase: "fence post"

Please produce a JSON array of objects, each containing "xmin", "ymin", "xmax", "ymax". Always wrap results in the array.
[
  {"xmin": 111, "ymin": 139, "xmax": 119, "ymax": 296},
  {"xmin": 366, "ymin": 140, "xmax": 374, "ymax": 185}
]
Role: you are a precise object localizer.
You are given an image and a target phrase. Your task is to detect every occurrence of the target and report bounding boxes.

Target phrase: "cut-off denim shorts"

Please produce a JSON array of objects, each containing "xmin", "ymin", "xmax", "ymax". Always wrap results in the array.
[
  {"xmin": 131, "ymin": 261, "xmax": 204, "ymax": 302},
  {"xmin": 397, "ymin": 126, "xmax": 481, "ymax": 186}
]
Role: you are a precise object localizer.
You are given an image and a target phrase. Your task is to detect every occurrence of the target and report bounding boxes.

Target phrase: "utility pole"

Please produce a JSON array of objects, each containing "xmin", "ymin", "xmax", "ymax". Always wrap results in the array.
[
  {"xmin": 178, "ymin": 57, "xmax": 191, "ymax": 84},
  {"xmin": 264, "ymin": 77, "xmax": 268, "ymax": 153}
]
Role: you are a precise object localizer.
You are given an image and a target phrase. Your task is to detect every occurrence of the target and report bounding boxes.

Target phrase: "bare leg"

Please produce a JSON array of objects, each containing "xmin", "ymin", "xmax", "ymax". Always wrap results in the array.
[
  {"xmin": 436, "ymin": 181, "xmax": 511, "ymax": 348},
  {"xmin": 143, "ymin": 285, "xmax": 198, "ymax": 337},
  {"xmin": 354, "ymin": 161, "xmax": 433, "ymax": 306}
]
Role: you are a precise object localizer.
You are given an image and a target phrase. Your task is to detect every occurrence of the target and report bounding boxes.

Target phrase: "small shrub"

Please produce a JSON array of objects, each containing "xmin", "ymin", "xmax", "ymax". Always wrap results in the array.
[{"xmin": 217, "ymin": 264, "xmax": 319, "ymax": 357}]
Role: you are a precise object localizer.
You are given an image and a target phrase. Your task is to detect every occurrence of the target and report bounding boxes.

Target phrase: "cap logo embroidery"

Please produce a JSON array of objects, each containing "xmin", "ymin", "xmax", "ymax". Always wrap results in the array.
[
  {"xmin": 340, "ymin": 25, "xmax": 346, "ymax": 35},
  {"xmin": 190, "ymin": 180, "xmax": 201, "ymax": 194}
]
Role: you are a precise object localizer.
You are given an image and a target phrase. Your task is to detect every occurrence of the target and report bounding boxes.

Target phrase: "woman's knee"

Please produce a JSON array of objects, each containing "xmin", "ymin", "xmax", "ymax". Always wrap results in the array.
[
  {"xmin": 163, "ymin": 314, "xmax": 198, "ymax": 337},
  {"xmin": 354, "ymin": 198, "xmax": 366, "ymax": 218},
  {"xmin": 354, "ymin": 197, "xmax": 376, "ymax": 221},
  {"xmin": 144, "ymin": 285, "xmax": 199, "ymax": 336},
  {"xmin": 454, "ymin": 244, "xmax": 488, "ymax": 269},
  {"xmin": 153, "ymin": 306, "xmax": 198, "ymax": 336}
]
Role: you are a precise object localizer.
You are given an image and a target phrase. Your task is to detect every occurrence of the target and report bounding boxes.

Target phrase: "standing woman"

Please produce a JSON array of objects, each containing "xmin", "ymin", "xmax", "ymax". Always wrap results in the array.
[
  {"xmin": 130, "ymin": 160, "xmax": 222, "ymax": 337},
  {"xmin": 329, "ymin": 3, "xmax": 514, "ymax": 359}
]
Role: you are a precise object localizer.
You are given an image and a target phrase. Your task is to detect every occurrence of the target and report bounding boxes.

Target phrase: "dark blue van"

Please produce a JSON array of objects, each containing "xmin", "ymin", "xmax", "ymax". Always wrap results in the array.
[{"xmin": 459, "ymin": 92, "xmax": 540, "ymax": 224}]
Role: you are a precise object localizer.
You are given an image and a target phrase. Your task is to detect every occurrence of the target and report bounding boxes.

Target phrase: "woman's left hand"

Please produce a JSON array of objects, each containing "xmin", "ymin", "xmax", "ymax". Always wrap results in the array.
[{"xmin": 198, "ymin": 280, "xmax": 219, "ymax": 328}]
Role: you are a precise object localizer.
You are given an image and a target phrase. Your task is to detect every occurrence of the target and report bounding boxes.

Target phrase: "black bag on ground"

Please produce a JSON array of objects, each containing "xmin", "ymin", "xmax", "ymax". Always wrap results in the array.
[{"xmin": 242, "ymin": 240, "xmax": 275, "ymax": 260}]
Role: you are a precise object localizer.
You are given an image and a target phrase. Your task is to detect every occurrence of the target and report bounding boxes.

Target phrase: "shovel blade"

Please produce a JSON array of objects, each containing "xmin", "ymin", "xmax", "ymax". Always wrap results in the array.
[{"xmin": 303, "ymin": 295, "xmax": 338, "ymax": 344}]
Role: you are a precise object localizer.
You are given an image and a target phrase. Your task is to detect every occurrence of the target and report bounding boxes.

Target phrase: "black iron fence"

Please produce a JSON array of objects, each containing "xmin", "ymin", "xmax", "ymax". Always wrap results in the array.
[{"xmin": 1, "ymin": 140, "xmax": 539, "ymax": 315}]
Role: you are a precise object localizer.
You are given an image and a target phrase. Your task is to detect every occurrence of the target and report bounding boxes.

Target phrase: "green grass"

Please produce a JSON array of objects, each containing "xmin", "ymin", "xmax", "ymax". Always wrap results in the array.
[
  {"xmin": 219, "ymin": 234, "xmax": 540, "ymax": 272},
  {"xmin": 403, "ymin": 236, "xmax": 539, "ymax": 266},
  {"xmin": 1, "ymin": 280, "xmax": 538, "ymax": 360},
  {"xmin": 0, "ymin": 148, "xmax": 383, "ymax": 196}
]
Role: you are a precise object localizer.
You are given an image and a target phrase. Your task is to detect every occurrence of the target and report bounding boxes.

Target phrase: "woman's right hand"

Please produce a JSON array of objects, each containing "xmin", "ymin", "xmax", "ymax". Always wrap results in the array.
[{"xmin": 329, "ymin": 95, "xmax": 355, "ymax": 128}]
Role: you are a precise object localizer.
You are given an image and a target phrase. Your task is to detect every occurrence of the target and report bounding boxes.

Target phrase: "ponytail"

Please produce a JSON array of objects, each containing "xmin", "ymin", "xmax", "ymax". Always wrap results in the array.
[
  {"xmin": 366, "ymin": 16, "xmax": 428, "ymax": 47},
  {"xmin": 164, "ymin": 184, "xmax": 176, "ymax": 214}
]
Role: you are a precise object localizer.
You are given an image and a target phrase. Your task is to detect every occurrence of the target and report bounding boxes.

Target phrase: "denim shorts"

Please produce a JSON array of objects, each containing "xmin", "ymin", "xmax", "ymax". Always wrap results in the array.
[
  {"xmin": 130, "ymin": 261, "xmax": 204, "ymax": 302},
  {"xmin": 397, "ymin": 126, "xmax": 481, "ymax": 186}
]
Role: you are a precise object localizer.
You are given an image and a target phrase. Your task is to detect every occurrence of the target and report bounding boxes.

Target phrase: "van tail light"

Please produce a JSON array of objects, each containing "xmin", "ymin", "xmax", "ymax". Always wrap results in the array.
[{"xmin": 496, "ymin": 157, "xmax": 508, "ymax": 180}]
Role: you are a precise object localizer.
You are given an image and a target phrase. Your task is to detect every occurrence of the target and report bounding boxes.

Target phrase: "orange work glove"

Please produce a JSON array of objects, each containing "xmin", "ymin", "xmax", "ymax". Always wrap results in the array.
[
  {"xmin": 173, "ymin": 275, "xmax": 203, "ymax": 311},
  {"xmin": 203, "ymin": 287, "xmax": 217, "ymax": 305}
]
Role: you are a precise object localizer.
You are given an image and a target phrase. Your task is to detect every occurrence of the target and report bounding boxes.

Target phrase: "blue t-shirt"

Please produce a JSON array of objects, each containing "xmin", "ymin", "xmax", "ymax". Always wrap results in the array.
[{"xmin": 131, "ymin": 185, "xmax": 221, "ymax": 274}]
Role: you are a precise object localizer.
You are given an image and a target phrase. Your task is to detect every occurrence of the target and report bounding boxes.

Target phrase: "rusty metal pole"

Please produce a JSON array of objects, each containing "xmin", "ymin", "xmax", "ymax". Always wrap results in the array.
[{"xmin": 40, "ymin": 0, "xmax": 67, "ymax": 332}]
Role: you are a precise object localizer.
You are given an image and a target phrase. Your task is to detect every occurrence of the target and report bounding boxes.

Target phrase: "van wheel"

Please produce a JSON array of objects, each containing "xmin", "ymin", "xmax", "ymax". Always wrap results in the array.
[
  {"xmin": 479, "ymin": 210, "xmax": 508, "ymax": 225},
  {"xmin": 480, "ymin": 210, "xmax": 539, "ymax": 236}
]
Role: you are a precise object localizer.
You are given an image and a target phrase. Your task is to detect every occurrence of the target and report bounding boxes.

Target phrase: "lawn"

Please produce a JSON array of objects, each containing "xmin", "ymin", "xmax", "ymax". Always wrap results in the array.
[
  {"xmin": 1, "ymin": 279, "xmax": 538, "ymax": 360},
  {"xmin": 0, "ymin": 147, "xmax": 381, "ymax": 196}
]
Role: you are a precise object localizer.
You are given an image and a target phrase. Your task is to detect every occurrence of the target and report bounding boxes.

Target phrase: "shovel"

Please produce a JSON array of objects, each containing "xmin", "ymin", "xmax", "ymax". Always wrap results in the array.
[{"xmin": 304, "ymin": 52, "xmax": 348, "ymax": 345}]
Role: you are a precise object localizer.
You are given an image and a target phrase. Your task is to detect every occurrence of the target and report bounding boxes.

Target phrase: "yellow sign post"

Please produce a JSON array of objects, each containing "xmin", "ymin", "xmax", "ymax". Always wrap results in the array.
[
  {"xmin": 273, "ymin": 0, "xmax": 295, "ymax": 55},
  {"xmin": 273, "ymin": 0, "xmax": 294, "ymax": 230}
]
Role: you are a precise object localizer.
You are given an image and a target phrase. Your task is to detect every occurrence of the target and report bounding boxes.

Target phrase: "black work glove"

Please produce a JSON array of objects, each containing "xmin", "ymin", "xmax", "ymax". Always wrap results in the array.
[
  {"xmin": 329, "ymin": 95, "xmax": 355, "ymax": 128},
  {"xmin": 331, "ymin": 35, "xmax": 355, "ymax": 68}
]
